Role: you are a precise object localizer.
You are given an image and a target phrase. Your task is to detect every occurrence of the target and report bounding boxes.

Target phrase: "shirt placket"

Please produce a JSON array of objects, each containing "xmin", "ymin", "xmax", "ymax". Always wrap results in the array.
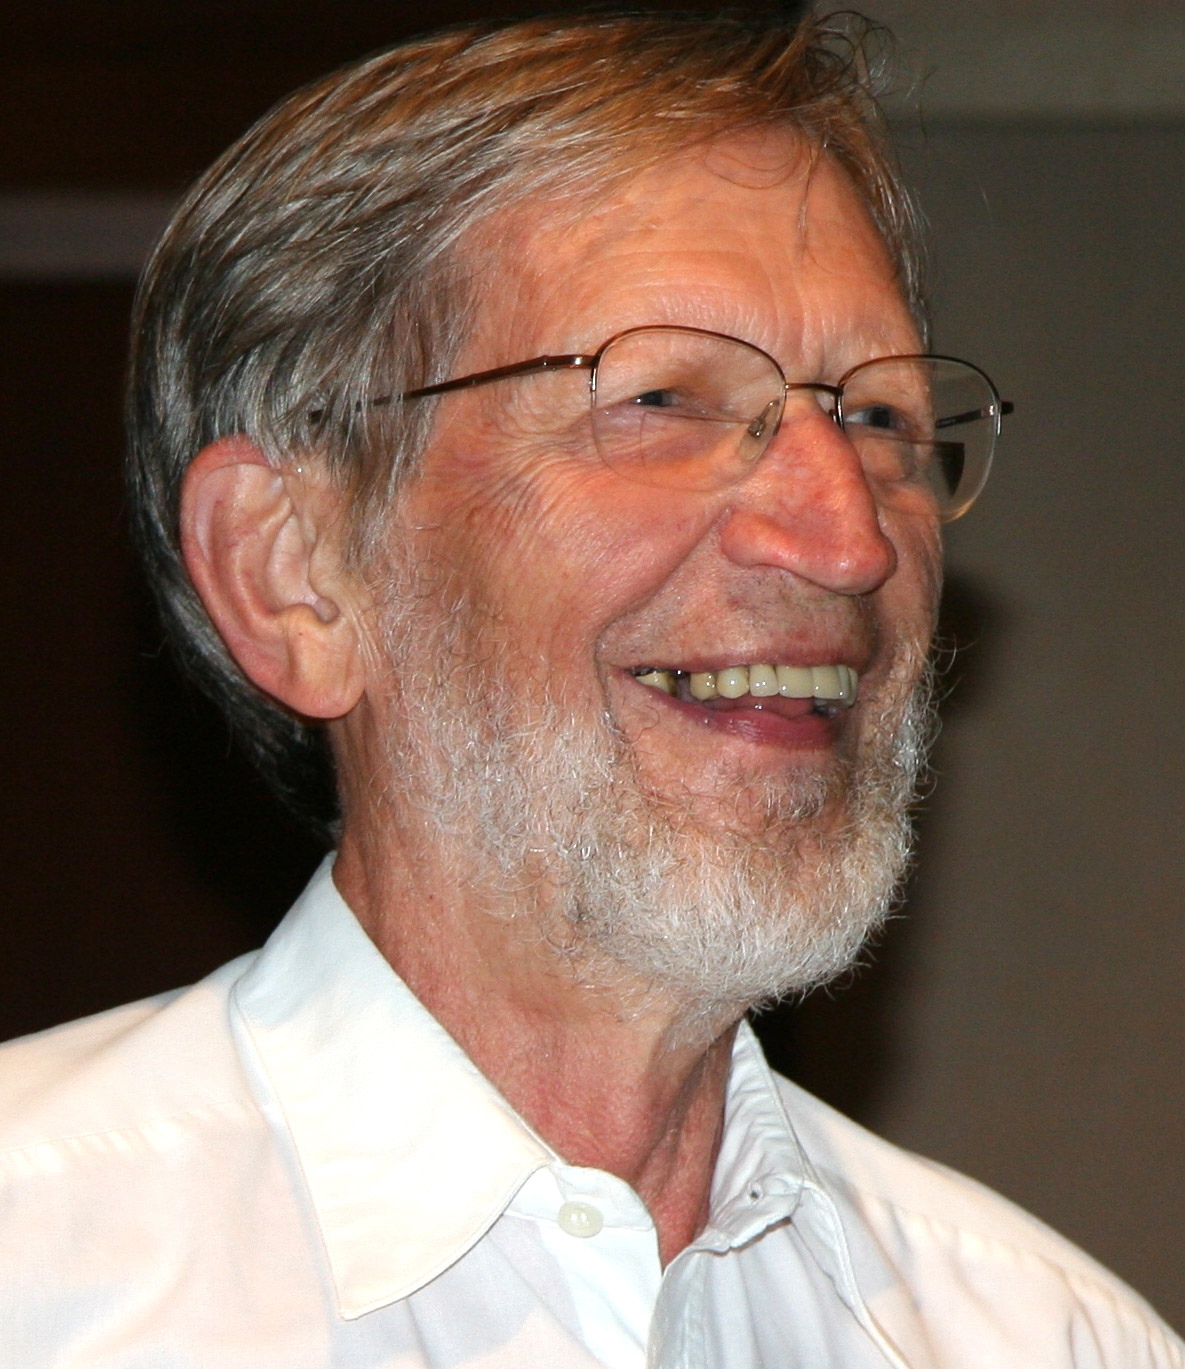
[{"xmin": 509, "ymin": 1163, "xmax": 664, "ymax": 1369}]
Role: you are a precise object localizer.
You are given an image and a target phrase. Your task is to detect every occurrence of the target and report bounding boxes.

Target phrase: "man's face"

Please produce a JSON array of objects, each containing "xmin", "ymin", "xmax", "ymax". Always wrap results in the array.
[{"xmin": 353, "ymin": 134, "xmax": 941, "ymax": 1019}]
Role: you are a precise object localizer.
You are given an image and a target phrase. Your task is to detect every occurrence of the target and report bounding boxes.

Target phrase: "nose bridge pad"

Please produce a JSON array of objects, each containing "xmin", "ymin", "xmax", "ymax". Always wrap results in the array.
[{"xmin": 746, "ymin": 396, "xmax": 783, "ymax": 443}]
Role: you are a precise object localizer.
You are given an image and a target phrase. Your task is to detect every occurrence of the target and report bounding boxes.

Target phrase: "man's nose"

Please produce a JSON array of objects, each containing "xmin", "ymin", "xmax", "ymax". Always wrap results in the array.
[{"xmin": 717, "ymin": 405, "xmax": 898, "ymax": 594}]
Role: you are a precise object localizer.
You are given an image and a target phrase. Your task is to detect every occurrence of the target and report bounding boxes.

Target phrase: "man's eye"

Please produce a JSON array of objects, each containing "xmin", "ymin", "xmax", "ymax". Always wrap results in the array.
[
  {"xmin": 847, "ymin": 401, "xmax": 911, "ymax": 433},
  {"xmin": 624, "ymin": 387, "xmax": 726, "ymax": 421}
]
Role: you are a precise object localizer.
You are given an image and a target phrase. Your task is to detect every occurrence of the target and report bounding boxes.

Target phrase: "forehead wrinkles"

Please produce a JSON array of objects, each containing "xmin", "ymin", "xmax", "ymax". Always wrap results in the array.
[
  {"xmin": 448, "ymin": 135, "xmax": 802, "ymax": 346},
  {"xmin": 454, "ymin": 139, "xmax": 910, "ymax": 375}
]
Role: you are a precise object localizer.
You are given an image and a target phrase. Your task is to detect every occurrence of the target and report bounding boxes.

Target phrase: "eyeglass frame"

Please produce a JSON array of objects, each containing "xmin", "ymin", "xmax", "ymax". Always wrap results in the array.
[{"xmin": 395, "ymin": 324, "xmax": 1012, "ymax": 514}]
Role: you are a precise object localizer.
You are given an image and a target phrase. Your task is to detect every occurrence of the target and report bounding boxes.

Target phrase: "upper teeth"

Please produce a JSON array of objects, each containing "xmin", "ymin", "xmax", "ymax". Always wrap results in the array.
[{"xmin": 632, "ymin": 664, "xmax": 858, "ymax": 706}]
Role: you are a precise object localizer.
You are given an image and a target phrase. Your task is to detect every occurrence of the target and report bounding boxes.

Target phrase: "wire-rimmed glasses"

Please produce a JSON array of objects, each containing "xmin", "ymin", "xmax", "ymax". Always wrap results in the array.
[{"xmin": 403, "ymin": 325, "xmax": 1012, "ymax": 520}]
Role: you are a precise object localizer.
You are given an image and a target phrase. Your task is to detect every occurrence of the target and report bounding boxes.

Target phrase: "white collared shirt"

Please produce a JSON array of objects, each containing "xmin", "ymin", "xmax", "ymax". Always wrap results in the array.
[{"xmin": 1, "ymin": 859, "xmax": 1180, "ymax": 1367}]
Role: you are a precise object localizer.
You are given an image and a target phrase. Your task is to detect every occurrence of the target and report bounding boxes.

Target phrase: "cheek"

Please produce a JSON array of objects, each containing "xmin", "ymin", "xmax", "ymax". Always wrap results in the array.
[
  {"xmin": 881, "ymin": 514, "xmax": 943, "ymax": 648},
  {"xmin": 409, "ymin": 450, "xmax": 713, "ymax": 672},
  {"xmin": 912, "ymin": 523, "xmax": 944, "ymax": 629}
]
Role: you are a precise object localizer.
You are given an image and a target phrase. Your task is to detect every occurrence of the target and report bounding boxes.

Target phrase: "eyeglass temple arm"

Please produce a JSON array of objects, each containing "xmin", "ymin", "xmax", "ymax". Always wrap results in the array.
[
  {"xmin": 402, "ymin": 353, "xmax": 596, "ymax": 400},
  {"xmin": 306, "ymin": 354, "xmax": 595, "ymax": 422},
  {"xmin": 935, "ymin": 399, "xmax": 1015, "ymax": 429}
]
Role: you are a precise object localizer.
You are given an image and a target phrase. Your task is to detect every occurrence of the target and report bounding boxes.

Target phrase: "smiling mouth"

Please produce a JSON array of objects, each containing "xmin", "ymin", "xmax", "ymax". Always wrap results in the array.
[{"xmin": 629, "ymin": 662, "xmax": 858, "ymax": 717}]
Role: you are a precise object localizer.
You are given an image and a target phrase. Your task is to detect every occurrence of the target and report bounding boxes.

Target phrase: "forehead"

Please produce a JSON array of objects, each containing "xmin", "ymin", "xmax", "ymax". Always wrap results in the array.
[{"xmin": 461, "ymin": 130, "xmax": 917, "ymax": 371}]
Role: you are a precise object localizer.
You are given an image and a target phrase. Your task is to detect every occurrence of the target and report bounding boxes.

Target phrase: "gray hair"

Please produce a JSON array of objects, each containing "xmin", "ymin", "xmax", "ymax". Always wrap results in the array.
[{"xmin": 126, "ymin": 8, "xmax": 924, "ymax": 835}]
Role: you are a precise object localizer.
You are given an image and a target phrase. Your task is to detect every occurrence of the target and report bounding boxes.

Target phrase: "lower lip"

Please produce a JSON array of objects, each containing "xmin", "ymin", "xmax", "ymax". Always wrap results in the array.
[{"xmin": 628, "ymin": 679, "xmax": 843, "ymax": 749}]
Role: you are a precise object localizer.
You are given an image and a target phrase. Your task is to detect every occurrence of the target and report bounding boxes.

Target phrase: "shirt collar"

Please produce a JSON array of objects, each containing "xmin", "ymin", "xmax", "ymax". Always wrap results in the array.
[
  {"xmin": 230, "ymin": 857, "xmax": 554, "ymax": 1318},
  {"xmin": 229, "ymin": 858, "xmax": 869, "ymax": 1332},
  {"xmin": 701, "ymin": 1019, "xmax": 814, "ymax": 1245},
  {"xmin": 721, "ymin": 1025, "xmax": 906, "ymax": 1365}
]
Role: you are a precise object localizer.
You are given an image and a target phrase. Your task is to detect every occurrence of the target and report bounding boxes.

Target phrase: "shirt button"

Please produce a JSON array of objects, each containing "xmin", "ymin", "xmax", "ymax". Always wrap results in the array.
[{"xmin": 557, "ymin": 1200, "xmax": 604, "ymax": 1238}]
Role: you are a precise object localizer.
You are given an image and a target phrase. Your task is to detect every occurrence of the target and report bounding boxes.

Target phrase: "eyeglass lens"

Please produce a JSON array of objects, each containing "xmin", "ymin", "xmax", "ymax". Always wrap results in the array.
[{"xmin": 589, "ymin": 328, "xmax": 1001, "ymax": 520}]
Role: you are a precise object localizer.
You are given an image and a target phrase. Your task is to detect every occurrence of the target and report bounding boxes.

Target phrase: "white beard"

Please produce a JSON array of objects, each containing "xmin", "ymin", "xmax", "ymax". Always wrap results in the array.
[{"xmin": 374, "ymin": 568, "xmax": 936, "ymax": 1035}]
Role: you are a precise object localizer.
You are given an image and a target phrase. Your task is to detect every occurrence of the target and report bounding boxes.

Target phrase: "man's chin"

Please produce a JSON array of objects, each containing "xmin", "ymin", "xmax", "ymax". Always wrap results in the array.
[
  {"xmin": 557, "ymin": 787, "xmax": 909, "ymax": 1033},
  {"xmin": 550, "ymin": 665, "xmax": 938, "ymax": 1027}
]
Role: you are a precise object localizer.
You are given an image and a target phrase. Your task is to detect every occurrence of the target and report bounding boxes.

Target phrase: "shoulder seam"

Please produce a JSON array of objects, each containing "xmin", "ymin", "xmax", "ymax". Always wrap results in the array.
[{"xmin": 0, "ymin": 1096, "xmax": 257, "ymax": 1164}]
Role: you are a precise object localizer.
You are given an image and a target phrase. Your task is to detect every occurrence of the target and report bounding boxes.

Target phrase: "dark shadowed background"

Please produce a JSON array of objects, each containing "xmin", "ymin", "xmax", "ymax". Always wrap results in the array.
[{"xmin": 1, "ymin": 0, "xmax": 1182, "ymax": 1329}]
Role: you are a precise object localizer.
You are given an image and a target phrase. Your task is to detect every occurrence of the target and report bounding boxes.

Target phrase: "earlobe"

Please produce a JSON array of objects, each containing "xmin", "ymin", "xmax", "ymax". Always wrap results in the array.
[{"xmin": 180, "ymin": 436, "xmax": 365, "ymax": 719}]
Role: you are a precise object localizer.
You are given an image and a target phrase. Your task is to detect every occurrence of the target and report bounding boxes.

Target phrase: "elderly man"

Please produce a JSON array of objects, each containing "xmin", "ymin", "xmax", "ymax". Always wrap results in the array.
[{"xmin": 2, "ymin": 10, "xmax": 1180, "ymax": 1367}]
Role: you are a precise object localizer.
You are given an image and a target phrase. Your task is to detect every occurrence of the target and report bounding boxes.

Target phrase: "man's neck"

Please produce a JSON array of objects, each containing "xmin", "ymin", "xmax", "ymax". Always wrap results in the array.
[{"xmin": 332, "ymin": 832, "xmax": 740, "ymax": 1265}]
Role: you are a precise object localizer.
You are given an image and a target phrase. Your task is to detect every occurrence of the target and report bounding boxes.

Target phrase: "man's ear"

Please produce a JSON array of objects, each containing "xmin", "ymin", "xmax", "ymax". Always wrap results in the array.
[{"xmin": 180, "ymin": 436, "xmax": 367, "ymax": 719}]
